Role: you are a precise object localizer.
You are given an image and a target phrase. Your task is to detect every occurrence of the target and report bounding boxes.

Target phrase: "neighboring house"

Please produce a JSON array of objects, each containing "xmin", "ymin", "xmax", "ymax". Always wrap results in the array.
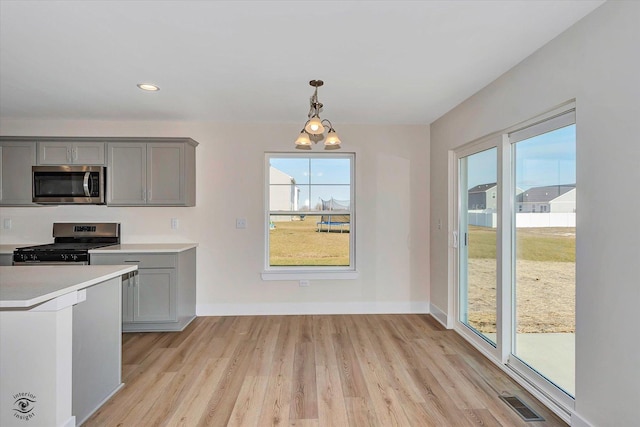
[
  {"xmin": 468, "ymin": 182, "xmax": 497, "ymax": 210},
  {"xmin": 269, "ymin": 166, "xmax": 299, "ymax": 221},
  {"xmin": 516, "ymin": 184, "xmax": 576, "ymax": 213},
  {"xmin": 549, "ymin": 188, "xmax": 577, "ymax": 213},
  {"xmin": 468, "ymin": 183, "xmax": 524, "ymax": 211}
]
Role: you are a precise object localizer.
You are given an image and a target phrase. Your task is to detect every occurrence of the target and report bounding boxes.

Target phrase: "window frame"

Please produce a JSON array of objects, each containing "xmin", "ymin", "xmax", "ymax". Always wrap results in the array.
[{"xmin": 261, "ymin": 152, "xmax": 357, "ymax": 281}]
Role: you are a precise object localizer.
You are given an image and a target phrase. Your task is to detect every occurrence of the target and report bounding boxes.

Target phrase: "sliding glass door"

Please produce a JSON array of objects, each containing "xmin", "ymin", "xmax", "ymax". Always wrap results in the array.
[
  {"xmin": 459, "ymin": 147, "xmax": 498, "ymax": 346},
  {"xmin": 456, "ymin": 106, "xmax": 576, "ymax": 409},
  {"xmin": 510, "ymin": 113, "xmax": 576, "ymax": 397}
]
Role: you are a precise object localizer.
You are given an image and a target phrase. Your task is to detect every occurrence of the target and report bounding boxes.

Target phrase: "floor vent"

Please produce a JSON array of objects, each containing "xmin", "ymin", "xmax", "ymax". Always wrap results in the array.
[{"xmin": 499, "ymin": 395, "xmax": 545, "ymax": 422}]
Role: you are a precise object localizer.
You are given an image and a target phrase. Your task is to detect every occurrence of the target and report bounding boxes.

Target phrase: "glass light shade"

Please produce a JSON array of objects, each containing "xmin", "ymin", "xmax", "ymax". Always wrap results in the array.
[
  {"xmin": 137, "ymin": 83, "xmax": 160, "ymax": 91},
  {"xmin": 324, "ymin": 129, "xmax": 341, "ymax": 146},
  {"xmin": 295, "ymin": 131, "xmax": 311, "ymax": 146},
  {"xmin": 305, "ymin": 116, "xmax": 325, "ymax": 135}
]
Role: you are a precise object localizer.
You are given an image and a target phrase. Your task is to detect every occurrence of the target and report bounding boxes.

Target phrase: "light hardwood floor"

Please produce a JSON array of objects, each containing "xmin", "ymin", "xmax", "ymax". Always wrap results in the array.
[{"xmin": 84, "ymin": 315, "xmax": 567, "ymax": 426}]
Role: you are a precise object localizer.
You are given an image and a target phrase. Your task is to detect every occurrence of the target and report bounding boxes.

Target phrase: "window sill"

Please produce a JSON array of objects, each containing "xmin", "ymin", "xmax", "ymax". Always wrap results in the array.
[{"xmin": 261, "ymin": 270, "xmax": 359, "ymax": 281}]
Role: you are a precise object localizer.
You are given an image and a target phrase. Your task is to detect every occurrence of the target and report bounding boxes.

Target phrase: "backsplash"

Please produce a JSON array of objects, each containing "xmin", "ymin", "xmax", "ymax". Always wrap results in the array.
[{"xmin": 0, "ymin": 205, "xmax": 196, "ymax": 244}]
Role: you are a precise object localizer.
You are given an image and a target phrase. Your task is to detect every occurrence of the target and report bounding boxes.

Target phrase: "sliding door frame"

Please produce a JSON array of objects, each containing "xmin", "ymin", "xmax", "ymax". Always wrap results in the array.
[
  {"xmin": 450, "ymin": 101, "xmax": 576, "ymax": 423},
  {"xmin": 453, "ymin": 133, "xmax": 504, "ymax": 363}
]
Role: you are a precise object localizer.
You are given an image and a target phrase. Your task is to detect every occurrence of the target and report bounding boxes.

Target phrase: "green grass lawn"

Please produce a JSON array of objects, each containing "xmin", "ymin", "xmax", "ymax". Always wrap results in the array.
[
  {"xmin": 269, "ymin": 215, "xmax": 350, "ymax": 266},
  {"xmin": 269, "ymin": 220, "xmax": 573, "ymax": 266},
  {"xmin": 468, "ymin": 225, "xmax": 575, "ymax": 262}
]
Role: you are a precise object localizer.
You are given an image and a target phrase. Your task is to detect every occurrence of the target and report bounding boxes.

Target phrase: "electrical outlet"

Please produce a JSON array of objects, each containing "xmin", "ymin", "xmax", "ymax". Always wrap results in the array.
[
  {"xmin": 299, "ymin": 280, "xmax": 310, "ymax": 287},
  {"xmin": 236, "ymin": 218, "xmax": 247, "ymax": 229},
  {"xmin": 170, "ymin": 218, "xmax": 179, "ymax": 230},
  {"xmin": 3, "ymin": 218, "xmax": 11, "ymax": 230}
]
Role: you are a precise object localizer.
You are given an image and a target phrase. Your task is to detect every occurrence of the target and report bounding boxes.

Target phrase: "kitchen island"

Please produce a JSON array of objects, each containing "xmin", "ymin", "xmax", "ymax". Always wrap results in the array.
[{"xmin": 0, "ymin": 265, "xmax": 137, "ymax": 427}]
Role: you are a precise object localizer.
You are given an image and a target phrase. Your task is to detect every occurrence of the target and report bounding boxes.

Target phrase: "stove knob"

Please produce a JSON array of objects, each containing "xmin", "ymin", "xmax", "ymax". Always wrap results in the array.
[{"xmin": 71, "ymin": 254, "xmax": 78, "ymax": 261}]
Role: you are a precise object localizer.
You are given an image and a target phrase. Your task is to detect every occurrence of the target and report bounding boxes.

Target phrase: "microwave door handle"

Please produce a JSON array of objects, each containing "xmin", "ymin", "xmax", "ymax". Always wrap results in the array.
[{"xmin": 83, "ymin": 172, "xmax": 91, "ymax": 197}]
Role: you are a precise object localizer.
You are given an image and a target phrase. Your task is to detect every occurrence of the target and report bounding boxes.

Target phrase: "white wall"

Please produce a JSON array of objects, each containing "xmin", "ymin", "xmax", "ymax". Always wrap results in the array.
[
  {"xmin": 430, "ymin": 1, "xmax": 639, "ymax": 426},
  {"xmin": 0, "ymin": 120, "xmax": 430, "ymax": 315}
]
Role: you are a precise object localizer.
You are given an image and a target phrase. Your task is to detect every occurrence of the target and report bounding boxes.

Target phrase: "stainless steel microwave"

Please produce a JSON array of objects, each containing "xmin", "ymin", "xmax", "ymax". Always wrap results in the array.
[{"xmin": 32, "ymin": 165, "xmax": 106, "ymax": 204}]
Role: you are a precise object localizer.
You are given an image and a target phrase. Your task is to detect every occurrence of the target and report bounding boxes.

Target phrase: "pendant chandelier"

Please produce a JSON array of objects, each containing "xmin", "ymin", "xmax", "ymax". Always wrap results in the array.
[{"xmin": 295, "ymin": 80, "xmax": 341, "ymax": 149}]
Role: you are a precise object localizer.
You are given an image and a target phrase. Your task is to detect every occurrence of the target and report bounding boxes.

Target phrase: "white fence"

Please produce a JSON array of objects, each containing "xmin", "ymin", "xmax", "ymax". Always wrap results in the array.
[
  {"xmin": 468, "ymin": 212, "xmax": 576, "ymax": 228},
  {"xmin": 516, "ymin": 212, "xmax": 575, "ymax": 228}
]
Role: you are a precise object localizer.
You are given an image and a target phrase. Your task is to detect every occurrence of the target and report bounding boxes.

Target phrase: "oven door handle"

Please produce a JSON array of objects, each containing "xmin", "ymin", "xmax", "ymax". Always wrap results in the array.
[{"xmin": 83, "ymin": 172, "xmax": 92, "ymax": 197}]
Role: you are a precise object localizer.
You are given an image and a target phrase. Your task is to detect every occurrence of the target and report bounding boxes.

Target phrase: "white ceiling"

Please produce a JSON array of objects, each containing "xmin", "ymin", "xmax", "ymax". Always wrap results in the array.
[{"xmin": 0, "ymin": 0, "xmax": 604, "ymax": 126}]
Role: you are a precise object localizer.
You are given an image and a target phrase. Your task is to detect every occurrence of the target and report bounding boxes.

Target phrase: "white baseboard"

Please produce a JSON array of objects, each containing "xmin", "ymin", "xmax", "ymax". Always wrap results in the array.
[
  {"xmin": 429, "ymin": 303, "xmax": 449, "ymax": 328},
  {"xmin": 571, "ymin": 411, "xmax": 593, "ymax": 427},
  {"xmin": 197, "ymin": 301, "xmax": 429, "ymax": 316}
]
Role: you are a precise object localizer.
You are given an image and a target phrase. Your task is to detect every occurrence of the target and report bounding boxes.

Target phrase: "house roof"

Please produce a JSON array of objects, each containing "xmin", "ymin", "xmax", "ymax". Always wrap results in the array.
[
  {"xmin": 516, "ymin": 185, "xmax": 576, "ymax": 203},
  {"xmin": 468, "ymin": 183, "xmax": 497, "ymax": 194}
]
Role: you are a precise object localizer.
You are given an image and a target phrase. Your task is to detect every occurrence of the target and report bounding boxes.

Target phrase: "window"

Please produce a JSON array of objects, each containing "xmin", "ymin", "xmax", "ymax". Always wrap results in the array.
[{"xmin": 263, "ymin": 153, "xmax": 355, "ymax": 278}]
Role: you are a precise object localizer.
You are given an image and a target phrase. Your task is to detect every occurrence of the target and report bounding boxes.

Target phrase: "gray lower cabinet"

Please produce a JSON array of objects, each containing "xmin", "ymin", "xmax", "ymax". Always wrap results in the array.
[
  {"xmin": 91, "ymin": 248, "xmax": 196, "ymax": 332},
  {"xmin": 38, "ymin": 141, "xmax": 105, "ymax": 165},
  {"xmin": 107, "ymin": 139, "xmax": 196, "ymax": 206},
  {"xmin": 0, "ymin": 140, "xmax": 36, "ymax": 206},
  {"xmin": 0, "ymin": 254, "xmax": 12, "ymax": 266}
]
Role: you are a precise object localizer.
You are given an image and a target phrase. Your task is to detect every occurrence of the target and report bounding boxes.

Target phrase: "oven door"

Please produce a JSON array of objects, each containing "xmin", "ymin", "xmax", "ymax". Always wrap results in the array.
[{"xmin": 33, "ymin": 165, "xmax": 105, "ymax": 204}]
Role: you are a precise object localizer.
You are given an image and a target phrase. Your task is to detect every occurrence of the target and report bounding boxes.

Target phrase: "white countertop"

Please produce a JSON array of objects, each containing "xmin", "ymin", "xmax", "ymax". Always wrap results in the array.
[
  {"xmin": 0, "ymin": 265, "xmax": 137, "ymax": 308},
  {"xmin": 0, "ymin": 244, "xmax": 43, "ymax": 254},
  {"xmin": 89, "ymin": 243, "xmax": 198, "ymax": 253}
]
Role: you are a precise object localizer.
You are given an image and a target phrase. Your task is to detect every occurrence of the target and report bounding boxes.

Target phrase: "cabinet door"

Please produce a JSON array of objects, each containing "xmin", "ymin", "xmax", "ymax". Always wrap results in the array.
[
  {"xmin": 73, "ymin": 142, "xmax": 105, "ymax": 165},
  {"xmin": 0, "ymin": 141, "xmax": 36, "ymax": 205},
  {"xmin": 133, "ymin": 268, "xmax": 176, "ymax": 322},
  {"xmin": 38, "ymin": 141, "xmax": 105, "ymax": 165},
  {"xmin": 38, "ymin": 141, "xmax": 72, "ymax": 164},
  {"xmin": 0, "ymin": 254, "xmax": 13, "ymax": 266},
  {"xmin": 107, "ymin": 142, "xmax": 147, "ymax": 205},
  {"xmin": 147, "ymin": 143, "xmax": 184, "ymax": 205}
]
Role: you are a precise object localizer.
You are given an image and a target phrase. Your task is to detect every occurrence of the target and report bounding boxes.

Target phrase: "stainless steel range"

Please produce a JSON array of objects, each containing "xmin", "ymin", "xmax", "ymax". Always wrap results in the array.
[{"xmin": 13, "ymin": 222, "xmax": 120, "ymax": 265}]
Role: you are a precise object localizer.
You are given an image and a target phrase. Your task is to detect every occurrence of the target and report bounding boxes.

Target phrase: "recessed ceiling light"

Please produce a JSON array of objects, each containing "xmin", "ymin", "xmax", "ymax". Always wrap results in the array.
[{"xmin": 137, "ymin": 83, "xmax": 160, "ymax": 91}]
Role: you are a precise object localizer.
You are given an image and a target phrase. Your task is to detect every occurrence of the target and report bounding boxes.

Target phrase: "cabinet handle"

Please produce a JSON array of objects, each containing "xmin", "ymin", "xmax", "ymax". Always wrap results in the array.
[
  {"xmin": 67, "ymin": 147, "xmax": 72, "ymax": 163},
  {"xmin": 142, "ymin": 189, "xmax": 146, "ymax": 201},
  {"xmin": 72, "ymin": 147, "xmax": 78, "ymax": 161},
  {"xmin": 148, "ymin": 190, "xmax": 151, "ymax": 201}
]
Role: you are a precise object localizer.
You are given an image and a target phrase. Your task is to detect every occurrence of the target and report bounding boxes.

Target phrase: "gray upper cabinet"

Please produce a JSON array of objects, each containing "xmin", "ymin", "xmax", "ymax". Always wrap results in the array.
[
  {"xmin": 38, "ymin": 141, "xmax": 105, "ymax": 165},
  {"xmin": 0, "ymin": 140, "xmax": 36, "ymax": 206},
  {"xmin": 0, "ymin": 136, "xmax": 197, "ymax": 207},
  {"xmin": 107, "ymin": 138, "xmax": 196, "ymax": 206},
  {"xmin": 107, "ymin": 142, "xmax": 147, "ymax": 205}
]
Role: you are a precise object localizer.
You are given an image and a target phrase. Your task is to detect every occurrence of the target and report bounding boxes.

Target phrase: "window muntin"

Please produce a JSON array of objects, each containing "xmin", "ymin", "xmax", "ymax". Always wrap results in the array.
[{"xmin": 266, "ymin": 153, "xmax": 354, "ymax": 270}]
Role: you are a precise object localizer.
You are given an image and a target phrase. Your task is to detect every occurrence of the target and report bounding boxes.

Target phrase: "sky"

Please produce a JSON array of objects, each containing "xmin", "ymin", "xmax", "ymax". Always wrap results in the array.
[
  {"xmin": 270, "ymin": 157, "xmax": 351, "ymax": 210},
  {"xmin": 467, "ymin": 124, "xmax": 576, "ymax": 191}
]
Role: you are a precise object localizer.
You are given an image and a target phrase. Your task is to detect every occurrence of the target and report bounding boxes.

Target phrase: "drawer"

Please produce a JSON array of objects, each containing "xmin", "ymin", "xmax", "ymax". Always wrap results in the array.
[{"xmin": 91, "ymin": 253, "xmax": 176, "ymax": 269}]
